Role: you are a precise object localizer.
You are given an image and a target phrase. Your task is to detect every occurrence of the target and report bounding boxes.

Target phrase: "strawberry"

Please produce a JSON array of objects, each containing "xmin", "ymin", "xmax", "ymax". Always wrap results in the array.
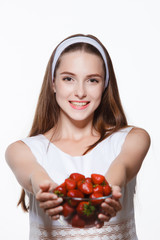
[
  {"xmin": 89, "ymin": 192, "xmax": 104, "ymax": 206},
  {"xmin": 69, "ymin": 173, "xmax": 85, "ymax": 182},
  {"xmin": 103, "ymin": 184, "xmax": 112, "ymax": 196},
  {"xmin": 71, "ymin": 214, "xmax": 85, "ymax": 228},
  {"xmin": 53, "ymin": 185, "xmax": 66, "ymax": 197},
  {"xmin": 91, "ymin": 174, "xmax": 105, "ymax": 185},
  {"xmin": 67, "ymin": 189, "xmax": 84, "ymax": 198},
  {"xmin": 67, "ymin": 189, "xmax": 84, "ymax": 207},
  {"xmin": 77, "ymin": 179, "xmax": 93, "ymax": 195},
  {"xmin": 101, "ymin": 178, "xmax": 109, "ymax": 186},
  {"xmin": 62, "ymin": 202, "xmax": 75, "ymax": 217},
  {"xmin": 76, "ymin": 201, "xmax": 96, "ymax": 218},
  {"xmin": 59, "ymin": 182, "xmax": 66, "ymax": 188},
  {"xmin": 85, "ymin": 215, "xmax": 97, "ymax": 226},
  {"xmin": 65, "ymin": 178, "xmax": 76, "ymax": 191},
  {"xmin": 93, "ymin": 184, "xmax": 103, "ymax": 194},
  {"xmin": 85, "ymin": 177, "xmax": 92, "ymax": 183}
]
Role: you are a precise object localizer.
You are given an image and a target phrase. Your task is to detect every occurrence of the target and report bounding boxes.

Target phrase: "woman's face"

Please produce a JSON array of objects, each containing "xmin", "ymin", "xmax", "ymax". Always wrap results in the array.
[{"xmin": 53, "ymin": 50, "xmax": 105, "ymax": 123}]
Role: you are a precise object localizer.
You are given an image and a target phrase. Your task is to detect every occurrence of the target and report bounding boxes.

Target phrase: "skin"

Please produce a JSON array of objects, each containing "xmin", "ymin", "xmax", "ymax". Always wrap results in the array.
[{"xmin": 5, "ymin": 50, "xmax": 150, "ymax": 228}]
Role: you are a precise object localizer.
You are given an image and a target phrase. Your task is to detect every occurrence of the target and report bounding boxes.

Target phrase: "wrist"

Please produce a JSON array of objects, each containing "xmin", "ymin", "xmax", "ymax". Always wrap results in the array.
[{"xmin": 29, "ymin": 169, "xmax": 53, "ymax": 195}]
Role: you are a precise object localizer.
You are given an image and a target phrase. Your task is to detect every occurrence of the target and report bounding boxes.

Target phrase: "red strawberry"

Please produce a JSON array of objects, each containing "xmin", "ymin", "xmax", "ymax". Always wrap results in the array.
[
  {"xmin": 89, "ymin": 192, "xmax": 104, "ymax": 206},
  {"xmin": 71, "ymin": 214, "xmax": 85, "ymax": 228},
  {"xmin": 77, "ymin": 179, "xmax": 93, "ymax": 195},
  {"xmin": 59, "ymin": 182, "xmax": 66, "ymax": 188},
  {"xmin": 93, "ymin": 184, "xmax": 103, "ymax": 194},
  {"xmin": 103, "ymin": 185, "xmax": 112, "ymax": 196},
  {"xmin": 76, "ymin": 201, "xmax": 96, "ymax": 218},
  {"xmin": 91, "ymin": 174, "xmax": 105, "ymax": 185},
  {"xmin": 62, "ymin": 202, "xmax": 75, "ymax": 217},
  {"xmin": 67, "ymin": 189, "xmax": 84, "ymax": 207},
  {"xmin": 53, "ymin": 185, "xmax": 66, "ymax": 197},
  {"xmin": 67, "ymin": 189, "xmax": 84, "ymax": 198},
  {"xmin": 85, "ymin": 177, "xmax": 92, "ymax": 184},
  {"xmin": 70, "ymin": 173, "xmax": 85, "ymax": 182},
  {"xmin": 101, "ymin": 178, "xmax": 109, "ymax": 186},
  {"xmin": 85, "ymin": 215, "xmax": 97, "ymax": 226},
  {"xmin": 65, "ymin": 178, "xmax": 76, "ymax": 191}
]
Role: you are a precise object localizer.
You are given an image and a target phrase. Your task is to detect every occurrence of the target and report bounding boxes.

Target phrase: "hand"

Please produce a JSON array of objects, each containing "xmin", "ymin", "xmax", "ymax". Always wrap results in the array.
[
  {"xmin": 36, "ymin": 180, "xmax": 63, "ymax": 220},
  {"xmin": 96, "ymin": 186, "xmax": 122, "ymax": 228}
]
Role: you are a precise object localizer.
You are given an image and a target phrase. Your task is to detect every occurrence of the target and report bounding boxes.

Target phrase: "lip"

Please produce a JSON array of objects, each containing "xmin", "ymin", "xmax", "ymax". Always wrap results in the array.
[{"xmin": 69, "ymin": 101, "xmax": 90, "ymax": 110}]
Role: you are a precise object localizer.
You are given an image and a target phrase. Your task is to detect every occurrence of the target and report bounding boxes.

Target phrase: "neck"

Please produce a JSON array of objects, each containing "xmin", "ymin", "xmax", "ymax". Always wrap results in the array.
[{"xmin": 52, "ymin": 113, "xmax": 98, "ymax": 141}]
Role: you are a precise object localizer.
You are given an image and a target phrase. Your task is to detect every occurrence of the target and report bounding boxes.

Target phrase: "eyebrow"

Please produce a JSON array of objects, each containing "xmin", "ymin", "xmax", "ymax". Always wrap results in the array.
[{"xmin": 60, "ymin": 71, "xmax": 103, "ymax": 78}]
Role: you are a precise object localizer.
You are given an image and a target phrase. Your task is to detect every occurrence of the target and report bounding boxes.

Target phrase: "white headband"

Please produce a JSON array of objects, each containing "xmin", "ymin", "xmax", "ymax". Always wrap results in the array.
[{"xmin": 51, "ymin": 36, "xmax": 109, "ymax": 88}]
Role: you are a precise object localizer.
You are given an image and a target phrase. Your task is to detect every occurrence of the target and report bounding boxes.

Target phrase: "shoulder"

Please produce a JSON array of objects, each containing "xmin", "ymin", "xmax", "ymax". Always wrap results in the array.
[
  {"xmin": 5, "ymin": 140, "xmax": 32, "ymax": 161},
  {"xmin": 6, "ymin": 134, "xmax": 46, "ymax": 154},
  {"xmin": 127, "ymin": 127, "xmax": 150, "ymax": 145},
  {"xmin": 6, "ymin": 135, "xmax": 48, "ymax": 166},
  {"xmin": 5, "ymin": 140, "xmax": 32, "ymax": 168},
  {"xmin": 122, "ymin": 127, "xmax": 151, "ymax": 155},
  {"xmin": 5, "ymin": 135, "xmax": 43, "ymax": 161},
  {"xmin": 6, "ymin": 140, "xmax": 29, "ymax": 155}
]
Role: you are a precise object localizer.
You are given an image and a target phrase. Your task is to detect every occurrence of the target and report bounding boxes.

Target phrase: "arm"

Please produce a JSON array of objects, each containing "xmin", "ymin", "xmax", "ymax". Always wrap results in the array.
[
  {"xmin": 5, "ymin": 140, "xmax": 56, "ymax": 194},
  {"xmin": 97, "ymin": 127, "xmax": 150, "ymax": 226},
  {"xmin": 105, "ymin": 127, "xmax": 151, "ymax": 187},
  {"xmin": 5, "ymin": 141, "xmax": 63, "ymax": 219}
]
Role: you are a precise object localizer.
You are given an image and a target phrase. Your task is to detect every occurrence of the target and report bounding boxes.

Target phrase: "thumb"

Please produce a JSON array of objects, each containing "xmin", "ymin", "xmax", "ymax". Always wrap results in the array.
[
  {"xmin": 111, "ymin": 185, "xmax": 122, "ymax": 200},
  {"xmin": 39, "ymin": 180, "xmax": 53, "ymax": 192}
]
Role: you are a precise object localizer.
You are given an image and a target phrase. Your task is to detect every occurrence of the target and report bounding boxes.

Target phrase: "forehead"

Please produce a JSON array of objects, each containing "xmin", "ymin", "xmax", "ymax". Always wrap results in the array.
[{"xmin": 57, "ymin": 51, "xmax": 104, "ymax": 72}]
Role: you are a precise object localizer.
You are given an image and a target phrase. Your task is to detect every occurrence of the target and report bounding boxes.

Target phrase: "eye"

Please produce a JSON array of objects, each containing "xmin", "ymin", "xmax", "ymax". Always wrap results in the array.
[
  {"xmin": 63, "ymin": 77, "xmax": 72, "ymax": 81},
  {"xmin": 89, "ymin": 78, "xmax": 99, "ymax": 83}
]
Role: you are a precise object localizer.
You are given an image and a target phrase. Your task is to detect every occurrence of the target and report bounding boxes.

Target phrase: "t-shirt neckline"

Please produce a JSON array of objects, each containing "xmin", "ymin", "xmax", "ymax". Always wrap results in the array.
[{"xmin": 39, "ymin": 134, "xmax": 108, "ymax": 158}]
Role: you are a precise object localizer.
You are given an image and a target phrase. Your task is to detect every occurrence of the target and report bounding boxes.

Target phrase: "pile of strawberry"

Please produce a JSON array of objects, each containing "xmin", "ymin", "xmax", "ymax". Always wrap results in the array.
[{"xmin": 53, "ymin": 173, "xmax": 112, "ymax": 228}]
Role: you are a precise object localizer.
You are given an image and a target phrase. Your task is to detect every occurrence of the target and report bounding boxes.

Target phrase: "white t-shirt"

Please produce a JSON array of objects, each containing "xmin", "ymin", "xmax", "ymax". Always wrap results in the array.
[{"xmin": 22, "ymin": 127, "xmax": 138, "ymax": 240}]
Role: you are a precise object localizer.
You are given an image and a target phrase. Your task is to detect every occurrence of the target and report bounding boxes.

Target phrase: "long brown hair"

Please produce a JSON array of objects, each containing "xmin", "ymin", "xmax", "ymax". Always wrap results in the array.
[{"xmin": 18, "ymin": 34, "xmax": 128, "ymax": 211}]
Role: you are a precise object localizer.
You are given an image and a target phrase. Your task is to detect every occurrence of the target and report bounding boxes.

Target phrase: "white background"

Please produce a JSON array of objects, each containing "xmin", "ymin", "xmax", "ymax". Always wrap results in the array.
[{"xmin": 0, "ymin": 0, "xmax": 160, "ymax": 239}]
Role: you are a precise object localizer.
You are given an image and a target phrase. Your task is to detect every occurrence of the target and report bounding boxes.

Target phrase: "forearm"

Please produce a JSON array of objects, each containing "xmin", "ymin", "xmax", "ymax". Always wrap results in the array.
[
  {"xmin": 105, "ymin": 160, "xmax": 127, "ymax": 188},
  {"xmin": 29, "ymin": 167, "xmax": 56, "ymax": 195},
  {"xmin": 105, "ymin": 128, "xmax": 150, "ymax": 188}
]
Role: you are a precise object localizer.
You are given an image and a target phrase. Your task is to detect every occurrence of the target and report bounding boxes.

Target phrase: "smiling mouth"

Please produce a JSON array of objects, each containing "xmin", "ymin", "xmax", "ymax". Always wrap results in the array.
[{"xmin": 69, "ymin": 101, "xmax": 90, "ymax": 106}]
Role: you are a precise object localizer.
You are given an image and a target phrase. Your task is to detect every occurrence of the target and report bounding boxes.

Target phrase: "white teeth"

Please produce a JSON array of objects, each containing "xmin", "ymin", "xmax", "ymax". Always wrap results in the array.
[{"xmin": 70, "ymin": 101, "xmax": 88, "ymax": 106}]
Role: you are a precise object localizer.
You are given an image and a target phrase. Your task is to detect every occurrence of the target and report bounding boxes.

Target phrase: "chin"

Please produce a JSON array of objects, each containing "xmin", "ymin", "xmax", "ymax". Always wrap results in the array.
[{"xmin": 71, "ymin": 114, "xmax": 94, "ymax": 123}]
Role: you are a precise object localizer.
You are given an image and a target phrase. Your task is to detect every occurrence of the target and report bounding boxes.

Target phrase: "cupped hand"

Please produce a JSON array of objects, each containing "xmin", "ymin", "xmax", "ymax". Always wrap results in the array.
[
  {"xmin": 36, "ymin": 180, "xmax": 63, "ymax": 220},
  {"xmin": 96, "ymin": 185, "xmax": 122, "ymax": 228}
]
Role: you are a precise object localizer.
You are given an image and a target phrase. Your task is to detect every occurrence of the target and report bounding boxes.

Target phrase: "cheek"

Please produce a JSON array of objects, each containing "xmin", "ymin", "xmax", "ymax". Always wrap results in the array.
[
  {"xmin": 90, "ymin": 88, "xmax": 103, "ymax": 101},
  {"xmin": 54, "ymin": 85, "xmax": 72, "ymax": 104},
  {"xmin": 55, "ymin": 90, "xmax": 64, "ymax": 102}
]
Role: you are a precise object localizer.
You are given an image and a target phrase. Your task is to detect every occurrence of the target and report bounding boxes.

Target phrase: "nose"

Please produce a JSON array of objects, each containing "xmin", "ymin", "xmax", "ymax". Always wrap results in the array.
[{"xmin": 74, "ymin": 81, "xmax": 87, "ymax": 99}]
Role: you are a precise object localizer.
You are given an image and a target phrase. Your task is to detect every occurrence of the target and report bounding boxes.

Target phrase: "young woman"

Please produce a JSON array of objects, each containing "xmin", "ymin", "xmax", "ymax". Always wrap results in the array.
[{"xmin": 5, "ymin": 34, "xmax": 150, "ymax": 239}]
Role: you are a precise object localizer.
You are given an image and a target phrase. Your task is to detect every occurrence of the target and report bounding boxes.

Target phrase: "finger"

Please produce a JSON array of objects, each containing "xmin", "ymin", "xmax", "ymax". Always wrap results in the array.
[
  {"xmin": 95, "ymin": 220, "xmax": 104, "ymax": 228},
  {"xmin": 39, "ymin": 198, "xmax": 63, "ymax": 209},
  {"xmin": 98, "ymin": 213, "xmax": 111, "ymax": 222},
  {"xmin": 103, "ymin": 198, "xmax": 122, "ymax": 212},
  {"xmin": 46, "ymin": 205, "xmax": 63, "ymax": 217},
  {"xmin": 36, "ymin": 191, "xmax": 58, "ymax": 202},
  {"xmin": 101, "ymin": 202, "xmax": 116, "ymax": 217},
  {"xmin": 51, "ymin": 214, "xmax": 61, "ymax": 220}
]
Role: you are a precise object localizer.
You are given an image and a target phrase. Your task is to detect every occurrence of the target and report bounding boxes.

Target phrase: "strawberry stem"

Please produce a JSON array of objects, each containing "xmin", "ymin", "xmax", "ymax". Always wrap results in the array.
[
  {"xmin": 54, "ymin": 190, "xmax": 64, "ymax": 197},
  {"xmin": 83, "ymin": 202, "xmax": 95, "ymax": 217}
]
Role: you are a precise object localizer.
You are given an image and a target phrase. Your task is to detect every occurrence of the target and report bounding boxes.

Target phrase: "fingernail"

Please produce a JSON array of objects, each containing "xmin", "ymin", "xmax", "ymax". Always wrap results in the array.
[
  {"xmin": 58, "ymin": 206, "xmax": 63, "ymax": 211},
  {"xmin": 52, "ymin": 196, "xmax": 58, "ymax": 200},
  {"xmin": 57, "ymin": 198, "xmax": 63, "ymax": 203}
]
